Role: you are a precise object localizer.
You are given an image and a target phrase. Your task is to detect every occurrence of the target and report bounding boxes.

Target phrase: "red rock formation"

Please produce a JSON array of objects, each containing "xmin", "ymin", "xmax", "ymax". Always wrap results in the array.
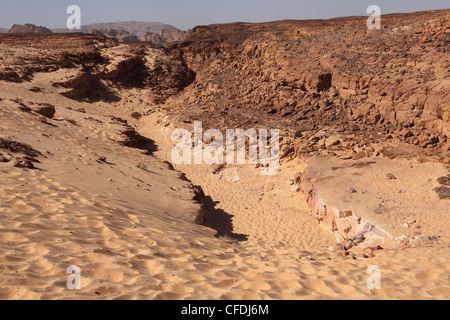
[
  {"xmin": 142, "ymin": 27, "xmax": 189, "ymax": 46},
  {"xmin": 0, "ymin": 33, "xmax": 115, "ymax": 82},
  {"xmin": 8, "ymin": 24, "xmax": 52, "ymax": 34},
  {"xmin": 88, "ymin": 29, "xmax": 139, "ymax": 43},
  {"xmin": 164, "ymin": 9, "xmax": 450, "ymax": 162},
  {"xmin": 1, "ymin": 10, "xmax": 449, "ymax": 162}
]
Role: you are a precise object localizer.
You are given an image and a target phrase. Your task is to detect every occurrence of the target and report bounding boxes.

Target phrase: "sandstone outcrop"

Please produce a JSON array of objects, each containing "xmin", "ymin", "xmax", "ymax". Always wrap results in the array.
[
  {"xmin": 142, "ymin": 27, "xmax": 189, "ymax": 46},
  {"xmin": 165, "ymin": 9, "xmax": 450, "ymax": 163},
  {"xmin": 88, "ymin": 29, "xmax": 139, "ymax": 43},
  {"xmin": 34, "ymin": 103, "xmax": 56, "ymax": 118},
  {"xmin": 1, "ymin": 10, "xmax": 449, "ymax": 163},
  {"xmin": 0, "ymin": 34, "xmax": 115, "ymax": 82},
  {"xmin": 8, "ymin": 24, "xmax": 52, "ymax": 34},
  {"xmin": 52, "ymin": 21, "xmax": 172, "ymax": 39}
]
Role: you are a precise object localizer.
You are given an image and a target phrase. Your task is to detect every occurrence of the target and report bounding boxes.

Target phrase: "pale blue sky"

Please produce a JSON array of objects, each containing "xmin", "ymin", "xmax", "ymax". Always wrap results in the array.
[{"xmin": 1, "ymin": 0, "xmax": 448, "ymax": 30}]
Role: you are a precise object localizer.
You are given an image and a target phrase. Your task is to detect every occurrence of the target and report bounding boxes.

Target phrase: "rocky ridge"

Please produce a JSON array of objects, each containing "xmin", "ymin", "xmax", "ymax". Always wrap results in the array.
[
  {"xmin": 142, "ymin": 27, "xmax": 189, "ymax": 46},
  {"xmin": 8, "ymin": 24, "xmax": 52, "ymax": 34},
  {"xmin": 164, "ymin": 10, "xmax": 450, "ymax": 164},
  {"xmin": 0, "ymin": 10, "xmax": 449, "ymax": 247},
  {"xmin": 88, "ymin": 29, "xmax": 139, "ymax": 43}
]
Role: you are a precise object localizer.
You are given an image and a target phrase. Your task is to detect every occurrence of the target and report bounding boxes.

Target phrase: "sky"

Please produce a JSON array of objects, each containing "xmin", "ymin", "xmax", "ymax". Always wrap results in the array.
[{"xmin": 1, "ymin": 0, "xmax": 449, "ymax": 30}]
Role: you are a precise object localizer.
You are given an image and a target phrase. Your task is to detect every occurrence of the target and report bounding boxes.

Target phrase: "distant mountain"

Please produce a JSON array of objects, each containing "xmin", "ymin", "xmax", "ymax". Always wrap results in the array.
[
  {"xmin": 2, "ymin": 21, "xmax": 188, "ymax": 45},
  {"xmin": 88, "ymin": 29, "xmax": 139, "ymax": 43},
  {"xmin": 142, "ymin": 27, "xmax": 189, "ymax": 46},
  {"xmin": 8, "ymin": 24, "xmax": 52, "ymax": 34},
  {"xmin": 52, "ymin": 21, "xmax": 174, "ymax": 39}
]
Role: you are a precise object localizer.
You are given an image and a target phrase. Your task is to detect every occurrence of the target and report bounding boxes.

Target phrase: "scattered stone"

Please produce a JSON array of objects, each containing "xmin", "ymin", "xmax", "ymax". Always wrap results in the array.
[
  {"xmin": 434, "ymin": 186, "xmax": 450, "ymax": 200},
  {"xmin": 293, "ymin": 172, "xmax": 302, "ymax": 184},
  {"xmin": 355, "ymin": 253, "xmax": 368, "ymax": 260},
  {"xmin": 352, "ymin": 235, "xmax": 365, "ymax": 244},
  {"xmin": 364, "ymin": 245, "xmax": 383, "ymax": 252},
  {"xmin": 437, "ymin": 176, "xmax": 450, "ymax": 186},
  {"xmin": 29, "ymin": 86, "xmax": 42, "ymax": 93},
  {"xmin": 38, "ymin": 116, "xmax": 47, "ymax": 123},
  {"xmin": 350, "ymin": 187, "xmax": 357, "ymax": 194},
  {"xmin": 374, "ymin": 204, "xmax": 388, "ymax": 215},
  {"xmin": 280, "ymin": 147, "xmax": 294, "ymax": 159},
  {"xmin": 294, "ymin": 130, "xmax": 303, "ymax": 138},
  {"xmin": 191, "ymin": 185, "xmax": 205, "ymax": 204},
  {"xmin": 289, "ymin": 172, "xmax": 302, "ymax": 192},
  {"xmin": 0, "ymin": 138, "xmax": 42, "ymax": 157},
  {"xmin": 352, "ymin": 151, "xmax": 366, "ymax": 160},
  {"xmin": 340, "ymin": 152, "xmax": 354, "ymax": 160},
  {"xmin": 211, "ymin": 164, "xmax": 225, "ymax": 174},
  {"xmin": 399, "ymin": 128, "xmax": 413, "ymax": 138},
  {"xmin": 333, "ymin": 243, "xmax": 346, "ymax": 251},
  {"xmin": 342, "ymin": 240, "xmax": 353, "ymax": 250},
  {"xmin": 111, "ymin": 117, "xmax": 128, "ymax": 125},
  {"xmin": 35, "ymin": 104, "xmax": 56, "ymax": 118},
  {"xmin": 386, "ymin": 173, "xmax": 397, "ymax": 180},
  {"xmin": 18, "ymin": 105, "xmax": 32, "ymax": 113},
  {"xmin": 131, "ymin": 112, "xmax": 142, "ymax": 120},
  {"xmin": 65, "ymin": 119, "xmax": 78, "ymax": 125},
  {"xmin": 325, "ymin": 136, "xmax": 341, "ymax": 149},
  {"xmin": 14, "ymin": 157, "xmax": 35, "ymax": 169},
  {"xmin": 0, "ymin": 154, "xmax": 10, "ymax": 162}
]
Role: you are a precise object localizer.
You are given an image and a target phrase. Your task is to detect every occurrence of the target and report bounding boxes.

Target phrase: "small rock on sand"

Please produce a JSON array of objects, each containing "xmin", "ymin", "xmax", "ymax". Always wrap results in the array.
[
  {"xmin": 437, "ymin": 176, "xmax": 450, "ymax": 186},
  {"xmin": 386, "ymin": 173, "xmax": 397, "ymax": 180},
  {"xmin": 434, "ymin": 186, "xmax": 450, "ymax": 200},
  {"xmin": 352, "ymin": 151, "xmax": 366, "ymax": 160},
  {"xmin": 211, "ymin": 164, "xmax": 225, "ymax": 174},
  {"xmin": 35, "ymin": 104, "xmax": 56, "ymax": 119}
]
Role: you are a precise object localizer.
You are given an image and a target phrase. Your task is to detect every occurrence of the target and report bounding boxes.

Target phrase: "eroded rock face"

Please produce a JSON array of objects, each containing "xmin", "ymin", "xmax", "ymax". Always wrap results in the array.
[
  {"xmin": 8, "ymin": 24, "xmax": 52, "ymax": 34},
  {"xmin": 88, "ymin": 29, "xmax": 139, "ymax": 43},
  {"xmin": 34, "ymin": 103, "xmax": 56, "ymax": 118},
  {"xmin": 1, "ymin": 10, "xmax": 449, "ymax": 162},
  {"xmin": 164, "ymin": 9, "xmax": 450, "ymax": 161},
  {"xmin": 142, "ymin": 27, "xmax": 189, "ymax": 46},
  {"xmin": 0, "ymin": 34, "xmax": 116, "ymax": 82},
  {"xmin": 0, "ymin": 33, "xmax": 194, "ymax": 103}
]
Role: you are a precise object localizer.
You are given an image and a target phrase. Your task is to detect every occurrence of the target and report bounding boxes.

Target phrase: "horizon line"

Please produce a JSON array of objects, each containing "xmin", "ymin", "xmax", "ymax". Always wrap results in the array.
[{"xmin": 1, "ymin": 7, "xmax": 448, "ymax": 31}]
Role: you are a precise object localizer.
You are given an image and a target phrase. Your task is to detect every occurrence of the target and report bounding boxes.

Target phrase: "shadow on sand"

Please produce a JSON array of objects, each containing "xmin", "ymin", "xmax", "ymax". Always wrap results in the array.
[{"xmin": 202, "ymin": 196, "xmax": 249, "ymax": 242}]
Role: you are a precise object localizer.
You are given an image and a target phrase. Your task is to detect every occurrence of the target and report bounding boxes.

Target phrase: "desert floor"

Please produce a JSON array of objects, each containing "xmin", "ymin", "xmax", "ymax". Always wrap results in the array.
[{"xmin": 0, "ymin": 70, "xmax": 449, "ymax": 300}]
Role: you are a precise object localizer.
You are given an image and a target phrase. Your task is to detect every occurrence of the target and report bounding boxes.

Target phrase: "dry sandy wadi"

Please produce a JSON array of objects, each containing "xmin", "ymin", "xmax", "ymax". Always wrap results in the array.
[{"xmin": 0, "ymin": 9, "xmax": 449, "ymax": 300}]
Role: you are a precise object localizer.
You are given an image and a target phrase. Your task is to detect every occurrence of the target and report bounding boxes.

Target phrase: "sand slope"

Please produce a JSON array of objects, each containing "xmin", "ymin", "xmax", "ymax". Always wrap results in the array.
[{"xmin": 0, "ymin": 72, "xmax": 449, "ymax": 300}]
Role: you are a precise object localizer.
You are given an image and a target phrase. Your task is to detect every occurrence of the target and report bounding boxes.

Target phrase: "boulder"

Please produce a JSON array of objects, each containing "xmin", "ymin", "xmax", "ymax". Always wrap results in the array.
[{"xmin": 35, "ymin": 104, "xmax": 56, "ymax": 118}]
